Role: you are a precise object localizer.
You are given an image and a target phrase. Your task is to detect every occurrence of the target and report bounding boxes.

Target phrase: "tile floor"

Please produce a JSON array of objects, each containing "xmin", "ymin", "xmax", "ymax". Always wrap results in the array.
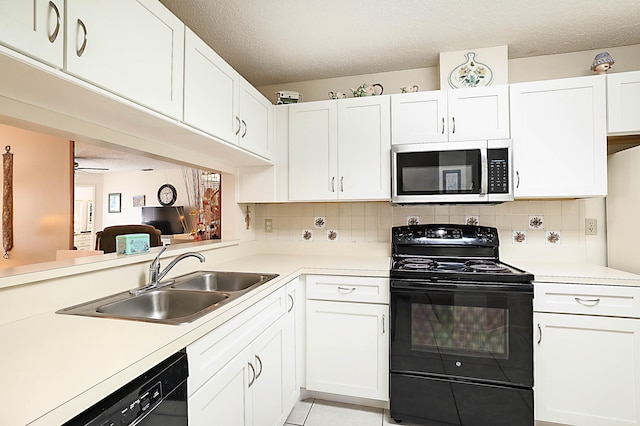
[{"xmin": 284, "ymin": 398, "xmax": 423, "ymax": 426}]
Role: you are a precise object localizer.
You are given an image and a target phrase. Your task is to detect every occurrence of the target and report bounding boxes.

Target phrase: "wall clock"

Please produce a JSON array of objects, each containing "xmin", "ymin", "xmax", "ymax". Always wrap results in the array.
[{"xmin": 157, "ymin": 183, "xmax": 177, "ymax": 206}]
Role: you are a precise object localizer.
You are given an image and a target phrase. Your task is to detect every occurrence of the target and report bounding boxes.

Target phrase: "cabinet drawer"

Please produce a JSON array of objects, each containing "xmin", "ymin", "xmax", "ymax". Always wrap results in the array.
[
  {"xmin": 306, "ymin": 275, "xmax": 389, "ymax": 304},
  {"xmin": 534, "ymin": 282, "xmax": 640, "ymax": 318},
  {"xmin": 187, "ymin": 286, "xmax": 287, "ymax": 395}
]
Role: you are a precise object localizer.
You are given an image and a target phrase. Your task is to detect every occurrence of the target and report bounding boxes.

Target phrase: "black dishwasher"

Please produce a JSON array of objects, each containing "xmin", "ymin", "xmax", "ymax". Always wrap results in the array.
[{"xmin": 64, "ymin": 350, "xmax": 188, "ymax": 426}]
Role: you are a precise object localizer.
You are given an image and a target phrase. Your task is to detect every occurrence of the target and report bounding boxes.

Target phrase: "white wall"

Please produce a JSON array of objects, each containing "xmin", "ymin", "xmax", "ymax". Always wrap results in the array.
[{"xmin": 257, "ymin": 44, "xmax": 640, "ymax": 103}]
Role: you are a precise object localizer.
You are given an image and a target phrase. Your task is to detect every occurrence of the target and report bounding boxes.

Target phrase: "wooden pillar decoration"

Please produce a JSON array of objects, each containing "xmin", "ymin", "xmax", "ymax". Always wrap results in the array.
[{"xmin": 2, "ymin": 145, "xmax": 13, "ymax": 259}]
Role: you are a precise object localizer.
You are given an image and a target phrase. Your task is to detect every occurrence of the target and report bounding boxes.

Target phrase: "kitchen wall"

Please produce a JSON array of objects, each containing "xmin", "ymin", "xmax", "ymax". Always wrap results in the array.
[
  {"xmin": 257, "ymin": 44, "xmax": 640, "ymax": 103},
  {"xmin": 254, "ymin": 198, "xmax": 607, "ymax": 265},
  {"xmin": 0, "ymin": 123, "xmax": 72, "ymax": 267}
]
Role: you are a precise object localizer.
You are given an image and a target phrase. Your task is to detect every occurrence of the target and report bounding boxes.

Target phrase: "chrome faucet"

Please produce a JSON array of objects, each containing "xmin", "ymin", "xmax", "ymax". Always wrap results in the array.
[
  {"xmin": 130, "ymin": 247, "xmax": 206, "ymax": 295},
  {"xmin": 153, "ymin": 250, "xmax": 206, "ymax": 283}
]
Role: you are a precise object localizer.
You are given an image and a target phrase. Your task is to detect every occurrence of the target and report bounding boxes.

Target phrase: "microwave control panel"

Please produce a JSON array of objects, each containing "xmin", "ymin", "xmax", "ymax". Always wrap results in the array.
[{"xmin": 488, "ymin": 149, "xmax": 509, "ymax": 193}]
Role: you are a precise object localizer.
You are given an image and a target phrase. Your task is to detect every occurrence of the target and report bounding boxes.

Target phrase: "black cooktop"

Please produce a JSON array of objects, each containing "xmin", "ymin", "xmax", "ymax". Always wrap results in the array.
[{"xmin": 391, "ymin": 224, "xmax": 534, "ymax": 284}]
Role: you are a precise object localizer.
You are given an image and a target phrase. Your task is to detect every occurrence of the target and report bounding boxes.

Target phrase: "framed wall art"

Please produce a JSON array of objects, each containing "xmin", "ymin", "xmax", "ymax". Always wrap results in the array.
[{"xmin": 108, "ymin": 193, "xmax": 121, "ymax": 213}]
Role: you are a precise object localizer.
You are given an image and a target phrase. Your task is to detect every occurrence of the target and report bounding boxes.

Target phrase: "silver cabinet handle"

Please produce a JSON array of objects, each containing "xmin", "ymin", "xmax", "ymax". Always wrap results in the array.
[
  {"xmin": 48, "ymin": 1, "xmax": 61, "ymax": 43},
  {"xmin": 248, "ymin": 362, "xmax": 256, "ymax": 387},
  {"xmin": 287, "ymin": 293, "xmax": 294, "ymax": 313},
  {"xmin": 451, "ymin": 116, "xmax": 456, "ymax": 134},
  {"xmin": 537, "ymin": 324, "xmax": 542, "ymax": 344},
  {"xmin": 76, "ymin": 19, "xmax": 87, "ymax": 57},
  {"xmin": 382, "ymin": 314, "xmax": 386, "ymax": 334},
  {"xmin": 331, "ymin": 177, "xmax": 335, "ymax": 192},
  {"xmin": 241, "ymin": 119, "xmax": 247, "ymax": 138},
  {"xmin": 337, "ymin": 286, "xmax": 356, "ymax": 293},
  {"xmin": 255, "ymin": 355, "xmax": 263, "ymax": 379},
  {"xmin": 441, "ymin": 117, "xmax": 445, "ymax": 134},
  {"xmin": 575, "ymin": 297, "xmax": 601, "ymax": 306},
  {"xmin": 340, "ymin": 176, "xmax": 344, "ymax": 192},
  {"xmin": 235, "ymin": 116, "xmax": 241, "ymax": 135},
  {"xmin": 516, "ymin": 171, "xmax": 520, "ymax": 189}
]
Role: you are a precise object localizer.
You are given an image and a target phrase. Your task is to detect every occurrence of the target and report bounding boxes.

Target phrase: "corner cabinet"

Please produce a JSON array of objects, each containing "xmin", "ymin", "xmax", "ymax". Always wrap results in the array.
[
  {"xmin": 534, "ymin": 283, "xmax": 640, "ymax": 426},
  {"xmin": 289, "ymin": 97, "xmax": 391, "ymax": 201},
  {"xmin": 391, "ymin": 85, "xmax": 510, "ymax": 144},
  {"xmin": 65, "ymin": 0, "xmax": 185, "ymax": 120},
  {"xmin": 305, "ymin": 275, "xmax": 389, "ymax": 401},
  {"xmin": 509, "ymin": 75, "xmax": 607, "ymax": 198},
  {"xmin": 0, "ymin": 0, "xmax": 64, "ymax": 68},
  {"xmin": 607, "ymin": 70, "xmax": 640, "ymax": 135}
]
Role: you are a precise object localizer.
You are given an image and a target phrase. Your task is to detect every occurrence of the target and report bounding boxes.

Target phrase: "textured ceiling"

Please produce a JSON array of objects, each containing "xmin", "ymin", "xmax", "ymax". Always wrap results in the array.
[{"xmin": 159, "ymin": 0, "xmax": 640, "ymax": 87}]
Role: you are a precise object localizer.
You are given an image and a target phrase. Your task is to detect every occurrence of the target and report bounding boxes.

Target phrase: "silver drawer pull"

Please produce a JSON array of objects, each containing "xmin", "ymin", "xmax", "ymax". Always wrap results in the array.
[
  {"xmin": 575, "ymin": 297, "xmax": 601, "ymax": 306},
  {"xmin": 337, "ymin": 286, "xmax": 356, "ymax": 293}
]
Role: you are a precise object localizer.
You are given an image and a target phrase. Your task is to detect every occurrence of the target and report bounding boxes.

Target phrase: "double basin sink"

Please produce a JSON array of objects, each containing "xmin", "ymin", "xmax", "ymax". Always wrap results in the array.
[{"xmin": 57, "ymin": 271, "xmax": 279, "ymax": 325}]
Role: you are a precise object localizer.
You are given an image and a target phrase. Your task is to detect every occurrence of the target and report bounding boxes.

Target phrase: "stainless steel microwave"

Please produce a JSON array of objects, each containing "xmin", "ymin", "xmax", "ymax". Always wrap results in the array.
[{"xmin": 392, "ymin": 140, "xmax": 514, "ymax": 204}]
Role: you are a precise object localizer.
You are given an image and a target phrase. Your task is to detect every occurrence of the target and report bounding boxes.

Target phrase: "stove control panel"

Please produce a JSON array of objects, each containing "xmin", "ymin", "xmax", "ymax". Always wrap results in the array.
[{"xmin": 393, "ymin": 225, "xmax": 498, "ymax": 245}]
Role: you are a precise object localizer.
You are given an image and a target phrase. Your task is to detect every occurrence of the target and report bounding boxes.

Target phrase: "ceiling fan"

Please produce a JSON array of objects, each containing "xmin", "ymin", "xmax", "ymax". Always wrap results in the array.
[{"xmin": 73, "ymin": 161, "xmax": 109, "ymax": 172}]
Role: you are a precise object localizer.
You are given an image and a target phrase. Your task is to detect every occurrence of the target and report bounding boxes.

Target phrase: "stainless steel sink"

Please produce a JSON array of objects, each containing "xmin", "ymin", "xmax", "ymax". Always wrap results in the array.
[
  {"xmin": 96, "ymin": 290, "xmax": 229, "ymax": 322},
  {"xmin": 170, "ymin": 271, "xmax": 278, "ymax": 293},
  {"xmin": 57, "ymin": 271, "xmax": 279, "ymax": 325}
]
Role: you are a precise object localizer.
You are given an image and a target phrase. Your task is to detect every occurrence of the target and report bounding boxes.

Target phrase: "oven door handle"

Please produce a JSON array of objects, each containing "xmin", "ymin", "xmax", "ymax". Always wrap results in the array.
[{"xmin": 391, "ymin": 280, "xmax": 533, "ymax": 293}]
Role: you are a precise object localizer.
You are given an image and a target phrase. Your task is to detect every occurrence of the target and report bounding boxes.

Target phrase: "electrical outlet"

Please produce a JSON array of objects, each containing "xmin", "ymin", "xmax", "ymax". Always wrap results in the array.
[
  {"xmin": 265, "ymin": 219, "xmax": 273, "ymax": 233},
  {"xmin": 585, "ymin": 218, "xmax": 597, "ymax": 235}
]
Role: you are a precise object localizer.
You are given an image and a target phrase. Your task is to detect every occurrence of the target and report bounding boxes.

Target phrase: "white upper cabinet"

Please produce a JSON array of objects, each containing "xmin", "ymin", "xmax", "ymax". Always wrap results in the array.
[
  {"xmin": 289, "ymin": 96, "xmax": 391, "ymax": 201},
  {"xmin": 184, "ymin": 27, "xmax": 240, "ymax": 144},
  {"xmin": 238, "ymin": 77, "xmax": 273, "ymax": 159},
  {"xmin": 391, "ymin": 85, "xmax": 510, "ymax": 144},
  {"xmin": 510, "ymin": 75, "xmax": 607, "ymax": 198},
  {"xmin": 0, "ymin": 0, "xmax": 64, "ymax": 68},
  {"xmin": 607, "ymin": 70, "xmax": 640, "ymax": 135},
  {"xmin": 65, "ymin": 0, "xmax": 184, "ymax": 119},
  {"xmin": 184, "ymin": 29, "xmax": 272, "ymax": 159}
]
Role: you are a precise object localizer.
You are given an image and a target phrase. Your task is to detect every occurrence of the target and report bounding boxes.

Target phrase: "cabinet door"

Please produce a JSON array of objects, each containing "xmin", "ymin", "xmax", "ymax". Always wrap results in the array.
[
  {"xmin": 239, "ymin": 78, "xmax": 273, "ymax": 159},
  {"xmin": 510, "ymin": 75, "xmax": 607, "ymax": 198},
  {"xmin": 289, "ymin": 101, "xmax": 338, "ymax": 201},
  {"xmin": 189, "ymin": 345, "xmax": 253, "ymax": 426},
  {"xmin": 65, "ymin": 0, "xmax": 184, "ymax": 119},
  {"xmin": 535, "ymin": 313, "xmax": 640, "ymax": 426},
  {"xmin": 338, "ymin": 96, "xmax": 391, "ymax": 200},
  {"xmin": 0, "ymin": 0, "xmax": 63, "ymax": 67},
  {"xmin": 447, "ymin": 84, "xmax": 510, "ymax": 141},
  {"xmin": 306, "ymin": 300, "xmax": 389, "ymax": 401},
  {"xmin": 391, "ymin": 91, "xmax": 448, "ymax": 144},
  {"xmin": 184, "ymin": 27, "xmax": 240, "ymax": 143},
  {"xmin": 283, "ymin": 278, "xmax": 301, "ymax": 415},
  {"xmin": 607, "ymin": 70, "xmax": 640, "ymax": 135},
  {"xmin": 251, "ymin": 317, "xmax": 287, "ymax": 426}
]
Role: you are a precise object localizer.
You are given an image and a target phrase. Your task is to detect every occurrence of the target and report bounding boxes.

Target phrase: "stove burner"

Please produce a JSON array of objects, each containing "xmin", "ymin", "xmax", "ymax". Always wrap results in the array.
[
  {"xmin": 400, "ymin": 258, "xmax": 437, "ymax": 270},
  {"xmin": 464, "ymin": 260, "xmax": 511, "ymax": 273}
]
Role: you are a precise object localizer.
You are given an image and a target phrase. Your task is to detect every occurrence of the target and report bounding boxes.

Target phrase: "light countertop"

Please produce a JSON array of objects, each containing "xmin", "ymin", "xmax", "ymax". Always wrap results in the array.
[
  {"xmin": 2, "ymin": 251, "xmax": 639, "ymax": 425},
  {"xmin": 0, "ymin": 253, "xmax": 389, "ymax": 426}
]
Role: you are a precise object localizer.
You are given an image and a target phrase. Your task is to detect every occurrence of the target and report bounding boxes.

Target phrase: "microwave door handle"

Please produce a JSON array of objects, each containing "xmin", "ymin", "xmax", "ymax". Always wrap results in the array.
[{"xmin": 479, "ymin": 148, "xmax": 488, "ymax": 197}]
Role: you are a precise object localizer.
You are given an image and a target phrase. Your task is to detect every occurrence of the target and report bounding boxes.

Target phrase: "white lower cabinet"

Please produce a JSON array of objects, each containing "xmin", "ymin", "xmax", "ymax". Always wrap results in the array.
[
  {"xmin": 534, "ymin": 283, "xmax": 640, "ymax": 426},
  {"xmin": 188, "ymin": 286, "xmax": 292, "ymax": 426},
  {"xmin": 305, "ymin": 275, "xmax": 389, "ymax": 401}
]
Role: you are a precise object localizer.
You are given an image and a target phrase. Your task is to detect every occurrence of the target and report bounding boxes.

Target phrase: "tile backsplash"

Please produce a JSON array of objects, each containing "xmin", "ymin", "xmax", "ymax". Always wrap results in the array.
[{"xmin": 254, "ymin": 199, "xmax": 586, "ymax": 247}]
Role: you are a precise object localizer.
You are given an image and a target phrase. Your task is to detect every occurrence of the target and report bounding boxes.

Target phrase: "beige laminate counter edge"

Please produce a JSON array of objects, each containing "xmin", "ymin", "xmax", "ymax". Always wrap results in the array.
[{"xmin": 0, "ymin": 253, "xmax": 390, "ymax": 426}]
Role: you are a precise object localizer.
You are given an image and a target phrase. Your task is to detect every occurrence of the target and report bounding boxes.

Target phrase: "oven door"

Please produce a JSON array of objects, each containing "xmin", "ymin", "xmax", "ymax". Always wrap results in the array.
[{"xmin": 390, "ymin": 279, "xmax": 533, "ymax": 387}]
